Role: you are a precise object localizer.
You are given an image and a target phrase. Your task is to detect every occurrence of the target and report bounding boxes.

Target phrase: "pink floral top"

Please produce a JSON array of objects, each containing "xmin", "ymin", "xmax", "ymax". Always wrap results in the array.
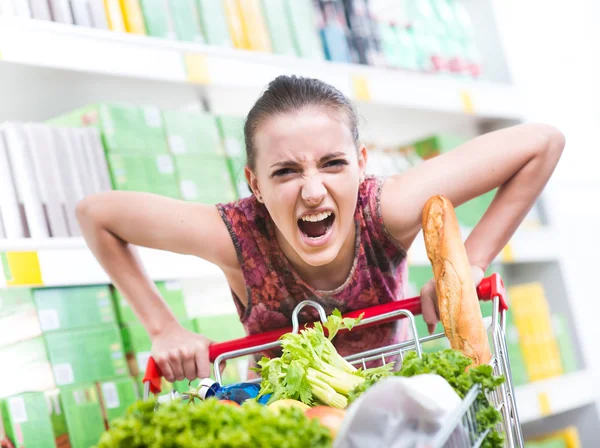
[{"xmin": 217, "ymin": 176, "xmax": 408, "ymax": 364}]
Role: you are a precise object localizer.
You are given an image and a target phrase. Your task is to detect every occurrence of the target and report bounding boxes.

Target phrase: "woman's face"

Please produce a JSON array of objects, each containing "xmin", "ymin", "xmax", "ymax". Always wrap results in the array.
[{"xmin": 247, "ymin": 107, "xmax": 367, "ymax": 267}]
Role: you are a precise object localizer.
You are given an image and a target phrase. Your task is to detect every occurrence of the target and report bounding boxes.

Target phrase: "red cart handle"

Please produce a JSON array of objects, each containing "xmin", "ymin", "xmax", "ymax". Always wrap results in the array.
[{"xmin": 144, "ymin": 273, "xmax": 507, "ymax": 394}]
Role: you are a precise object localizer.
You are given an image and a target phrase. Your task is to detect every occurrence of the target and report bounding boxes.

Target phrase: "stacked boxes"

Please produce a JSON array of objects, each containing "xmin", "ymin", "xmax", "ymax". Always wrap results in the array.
[{"xmin": 0, "ymin": 393, "xmax": 57, "ymax": 447}]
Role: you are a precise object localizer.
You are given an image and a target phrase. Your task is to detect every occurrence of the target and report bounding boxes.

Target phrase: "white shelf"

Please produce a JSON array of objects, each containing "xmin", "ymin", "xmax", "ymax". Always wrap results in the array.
[
  {"xmin": 515, "ymin": 370, "xmax": 596, "ymax": 425},
  {"xmin": 408, "ymin": 227, "xmax": 558, "ymax": 266},
  {"xmin": 0, "ymin": 237, "xmax": 224, "ymax": 287},
  {"xmin": 0, "ymin": 17, "xmax": 523, "ymax": 120}
]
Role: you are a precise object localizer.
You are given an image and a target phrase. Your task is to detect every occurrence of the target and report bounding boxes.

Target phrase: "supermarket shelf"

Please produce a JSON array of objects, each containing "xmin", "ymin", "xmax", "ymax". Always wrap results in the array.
[
  {"xmin": 515, "ymin": 370, "xmax": 596, "ymax": 425},
  {"xmin": 408, "ymin": 227, "xmax": 559, "ymax": 266},
  {"xmin": 0, "ymin": 17, "xmax": 522, "ymax": 120},
  {"xmin": 0, "ymin": 226, "xmax": 556, "ymax": 287},
  {"xmin": 0, "ymin": 237, "xmax": 224, "ymax": 287}
]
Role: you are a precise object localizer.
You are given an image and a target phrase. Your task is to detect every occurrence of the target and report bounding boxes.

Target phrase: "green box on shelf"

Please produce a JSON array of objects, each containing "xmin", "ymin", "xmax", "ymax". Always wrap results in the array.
[
  {"xmin": 0, "ymin": 392, "xmax": 56, "ymax": 448},
  {"xmin": 33, "ymin": 285, "xmax": 116, "ymax": 332},
  {"xmin": 168, "ymin": 0, "xmax": 203, "ymax": 43},
  {"xmin": 45, "ymin": 324, "xmax": 128, "ymax": 386},
  {"xmin": 551, "ymin": 314, "xmax": 578, "ymax": 374},
  {"xmin": 107, "ymin": 153, "xmax": 149, "ymax": 192},
  {"xmin": 143, "ymin": 154, "xmax": 181, "ymax": 199},
  {"xmin": 45, "ymin": 389, "xmax": 71, "ymax": 448},
  {"xmin": 174, "ymin": 154, "xmax": 237, "ymax": 204},
  {"xmin": 49, "ymin": 103, "xmax": 168, "ymax": 154},
  {"xmin": 140, "ymin": 0, "xmax": 175, "ymax": 39},
  {"xmin": 285, "ymin": 0, "xmax": 324, "ymax": 60},
  {"xmin": 261, "ymin": 0, "xmax": 296, "ymax": 56},
  {"xmin": 0, "ymin": 287, "xmax": 41, "ymax": 348},
  {"xmin": 97, "ymin": 376, "xmax": 139, "ymax": 423},
  {"xmin": 113, "ymin": 280, "xmax": 188, "ymax": 325},
  {"xmin": 163, "ymin": 110, "xmax": 224, "ymax": 155},
  {"xmin": 59, "ymin": 383, "xmax": 105, "ymax": 448},
  {"xmin": 195, "ymin": 0, "xmax": 231, "ymax": 46}
]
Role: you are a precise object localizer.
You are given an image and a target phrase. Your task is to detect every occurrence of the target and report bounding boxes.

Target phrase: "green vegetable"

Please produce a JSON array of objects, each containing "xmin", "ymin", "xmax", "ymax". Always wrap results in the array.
[
  {"xmin": 255, "ymin": 309, "xmax": 392, "ymax": 408},
  {"xmin": 349, "ymin": 349, "xmax": 505, "ymax": 448},
  {"xmin": 95, "ymin": 398, "xmax": 332, "ymax": 448}
]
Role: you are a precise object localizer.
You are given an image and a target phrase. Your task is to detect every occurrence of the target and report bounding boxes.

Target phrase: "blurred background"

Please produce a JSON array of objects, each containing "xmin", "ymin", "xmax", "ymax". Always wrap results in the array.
[{"xmin": 0, "ymin": 0, "xmax": 597, "ymax": 447}]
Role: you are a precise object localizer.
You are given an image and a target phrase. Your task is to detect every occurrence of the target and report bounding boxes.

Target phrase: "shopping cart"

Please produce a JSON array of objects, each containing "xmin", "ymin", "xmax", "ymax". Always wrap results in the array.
[{"xmin": 143, "ymin": 273, "xmax": 524, "ymax": 448}]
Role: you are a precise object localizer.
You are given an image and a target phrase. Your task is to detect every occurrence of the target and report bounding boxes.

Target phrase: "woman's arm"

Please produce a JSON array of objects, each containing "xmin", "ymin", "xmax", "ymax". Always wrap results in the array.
[
  {"xmin": 76, "ymin": 191, "xmax": 238, "ymax": 381},
  {"xmin": 380, "ymin": 123, "xmax": 565, "ymax": 330}
]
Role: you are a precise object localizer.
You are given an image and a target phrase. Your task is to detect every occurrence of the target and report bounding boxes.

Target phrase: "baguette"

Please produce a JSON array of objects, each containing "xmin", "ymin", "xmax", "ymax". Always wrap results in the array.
[{"xmin": 421, "ymin": 195, "xmax": 492, "ymax": 367}]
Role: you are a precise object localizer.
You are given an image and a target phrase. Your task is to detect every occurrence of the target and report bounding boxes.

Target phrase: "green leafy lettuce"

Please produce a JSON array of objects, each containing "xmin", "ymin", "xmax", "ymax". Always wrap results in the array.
[
  {"xmin": 95, "ymin": 398, "xmax": 332, "ymax": 448},
  {"xmin": 255, "ymin": 309, "xmax": 393, "ymax": 408}
]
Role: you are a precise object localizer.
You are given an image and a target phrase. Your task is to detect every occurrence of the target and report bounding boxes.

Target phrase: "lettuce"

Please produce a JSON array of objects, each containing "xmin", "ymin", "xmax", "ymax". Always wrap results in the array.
[{"xmin": 95, "ymin": 398, "xmax": 332, "ymax": 448}]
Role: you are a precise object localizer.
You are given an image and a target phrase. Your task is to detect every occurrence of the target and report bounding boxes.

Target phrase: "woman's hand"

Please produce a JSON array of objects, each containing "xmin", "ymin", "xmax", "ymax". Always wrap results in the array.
[
  {"xmin": 420, "ymin": 265, "xmax": 485, "ymax": 335},
  {"xmin": 150, "ymin": 321, "xmax": 213, "ymax": 382}
]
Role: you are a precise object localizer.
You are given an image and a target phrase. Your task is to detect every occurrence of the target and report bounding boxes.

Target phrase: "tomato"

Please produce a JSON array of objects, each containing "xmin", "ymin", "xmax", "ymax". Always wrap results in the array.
[{"xmin": 219, "ymin": 400, "xmax": 240, "ymax": 407}]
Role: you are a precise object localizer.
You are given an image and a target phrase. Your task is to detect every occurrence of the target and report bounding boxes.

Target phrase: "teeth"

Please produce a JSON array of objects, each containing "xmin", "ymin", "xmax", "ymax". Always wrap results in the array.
[{"xmin": 301, "ymin": 211, "xmax": 332, "ymax": 222}]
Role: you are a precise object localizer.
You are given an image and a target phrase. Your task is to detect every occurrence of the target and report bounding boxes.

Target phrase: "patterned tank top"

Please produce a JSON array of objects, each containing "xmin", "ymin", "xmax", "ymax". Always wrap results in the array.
[{"xmin": 216, "ymin": 176, "xmax": 408, "ymax": 366}]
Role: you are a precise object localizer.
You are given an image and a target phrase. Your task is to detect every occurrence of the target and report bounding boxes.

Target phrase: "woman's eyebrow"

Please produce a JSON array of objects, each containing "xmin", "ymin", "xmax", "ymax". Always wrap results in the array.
[{"xmin": 270, "ymin": 152, "xmax": 346, "ymax": 169}]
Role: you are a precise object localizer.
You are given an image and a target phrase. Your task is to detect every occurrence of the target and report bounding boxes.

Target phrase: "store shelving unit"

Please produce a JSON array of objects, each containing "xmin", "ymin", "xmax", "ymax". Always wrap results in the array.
[{"xmin": 0, "ymin": 1, "xmax": 596, "ymax": 442}]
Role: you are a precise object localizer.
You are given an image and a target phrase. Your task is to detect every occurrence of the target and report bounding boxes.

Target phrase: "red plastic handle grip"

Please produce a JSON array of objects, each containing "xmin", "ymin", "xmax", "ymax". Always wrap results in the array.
[
  {"xmin": 143, "ymin": 356, "xmax": 163, "ymax": 394},
  {"xmin": 143, "ymin": 274, "xmax": 508, "ymax": 391}
]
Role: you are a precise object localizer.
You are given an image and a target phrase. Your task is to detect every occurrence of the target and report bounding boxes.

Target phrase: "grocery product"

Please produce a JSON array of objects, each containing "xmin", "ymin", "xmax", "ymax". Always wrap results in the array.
[
  {"xmin": 195, "ymin": 0, "xmax": 231, "ymax": 46},
  {"xmin": 96, "ymin": 399, "xmax": 332, "ymax": 447},
  {"xmin": 551, "ymin": 314, "xmax": 578, "ymax": 373},
  {"xmin": 45, "ymin": 324, "xmax": 128, "ymax": 386},
  {"xmin": 49, "ymin": 0, "xmax": 74, "ymax": 23},
  {"xmin": 223, "ymin": 0, "xmax": 248, "ymax": 49},
  {"xmin": 174, "ymin": 153, "xmax": 237, "ymax": 204},
  {"xmin": 163, "ymin": 109, "xmax": 224, "ymax": 155},
  {"xmin": 421, "ymin": 195, "xmax": 491, "ymax": 366},
  {"xmin": 317, "ymin": 0, "xmax": 353, "ymax": 63},
  {"xmin": 59, "ymin": 383, "xmax": 106, "ymax": 448},
  {"xmin": 33, "ymin": 285, "xmax": 117, "ymax": 331},
  {"xmin": 261, "ymin": 0, "xmax": 296, "ymax": 56},
  {"xmin": 285, "ymin": 0, "xmax": 324, "ymax": 59},
  {"xmin": 256, "ymin": 311, "xmax": 391, "ymax": 409},
  {"xmin": 0, "ymin": 0, "xmax": 32, "ymax": 17},
  {"xmin": 112, "ymin": 280, "xmax": 188, "ymax": 324},
  {"xmin": 168, "ymin": 0, "xmax": 203, "ymax": 42},
  {"xmin": 89, "ymin": 0, "xmax": 110, "ymax": 28},
  {"xmin": 0, "ymin": 123, "xmax": 49, "ymax": 238},
  {"xmin": 0, "ymin": 288, "xmax": 41, "ymax": 348},
  {"xmin": 139, "ymin": 0, "xmax": 174, "ymax": 39},
  {"xmin": 143, "ymin": 154, "xmax": 181, "ymax": 199},
  {"xmin": 237, "ymin": 0, "xmax": 272, "ymax": 52},
  {"xmin": 194, "ymin": 378, "xmax": 270, "ymax": 405},
  {"xmin": 104, "ymin": 0, "xmax": 126, "ymax": 31},
  {"xmin": 0, "ymin": 392, "xmax": 57, "ymax": 447},
  {"xmin": 97, "ymin": 376, "xmax": 139, "ymax": 423},
  {"xmin": 49, "ymin": 103, "xmax": 168, "ymax": 154},
  {"xmin": 215, "ymin": 115, "xmax": 251, "ymax": 198},
  {"xmin": 120, "ymin": 0, "xmax": 146, "ymax": 34},
  {"xmin": 0, "ymin": 129, "xmax": 24, "ymax": 238}
]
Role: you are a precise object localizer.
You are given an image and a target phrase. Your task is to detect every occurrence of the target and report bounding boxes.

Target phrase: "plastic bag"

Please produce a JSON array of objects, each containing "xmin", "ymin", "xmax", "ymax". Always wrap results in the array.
[{"xmin": 334, "ymin": 374, "xmax": 462, "ymax": 448}]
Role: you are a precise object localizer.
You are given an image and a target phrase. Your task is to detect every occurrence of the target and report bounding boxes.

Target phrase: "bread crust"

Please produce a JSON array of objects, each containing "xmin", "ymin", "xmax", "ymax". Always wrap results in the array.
[{"xmin": 422, "ymin": 195, "xmax": 492, "ymax": 367}]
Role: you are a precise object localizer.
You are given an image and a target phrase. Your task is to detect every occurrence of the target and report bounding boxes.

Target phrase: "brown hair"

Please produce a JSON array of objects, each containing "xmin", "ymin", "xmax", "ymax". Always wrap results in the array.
[{"xmin": 244, "ymin": 75, "xmax": 360, "ymax": 170}]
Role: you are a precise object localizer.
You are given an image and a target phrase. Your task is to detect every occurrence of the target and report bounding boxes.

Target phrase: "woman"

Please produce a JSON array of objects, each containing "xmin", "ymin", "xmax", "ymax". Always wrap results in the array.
[{"xmin": 77, "ymin": 76, "xmax": 565, "ymax": 383}]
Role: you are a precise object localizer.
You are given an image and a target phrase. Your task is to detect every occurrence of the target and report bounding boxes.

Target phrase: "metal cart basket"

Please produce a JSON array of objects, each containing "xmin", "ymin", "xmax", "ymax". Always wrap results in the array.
[{"xmin": 143, "ymin": 273, "xmax": 524, "ymax": 448}]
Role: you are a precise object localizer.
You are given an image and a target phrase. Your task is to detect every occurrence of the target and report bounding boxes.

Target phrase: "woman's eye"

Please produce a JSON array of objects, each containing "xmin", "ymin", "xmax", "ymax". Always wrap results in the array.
[
  {"xmin": 273, "ymin": 168, "xmax": 295, "ymax": 177},
  {"xmin": 323, "ymin": 159, "xmax": 348, "ymax": 168}
]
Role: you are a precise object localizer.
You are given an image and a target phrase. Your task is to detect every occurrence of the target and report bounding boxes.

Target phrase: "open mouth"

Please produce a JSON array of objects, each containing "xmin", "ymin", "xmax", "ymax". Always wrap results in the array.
[{"xmin": 298, "ymin": 211, "xmax": 336, "ymax": 240}]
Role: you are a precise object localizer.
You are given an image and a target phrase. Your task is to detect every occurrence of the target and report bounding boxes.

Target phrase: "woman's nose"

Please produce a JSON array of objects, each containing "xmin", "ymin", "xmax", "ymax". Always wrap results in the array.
[{"xmin": 301, "ymin": 176, "xmax": 327, "ymax": 205}]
